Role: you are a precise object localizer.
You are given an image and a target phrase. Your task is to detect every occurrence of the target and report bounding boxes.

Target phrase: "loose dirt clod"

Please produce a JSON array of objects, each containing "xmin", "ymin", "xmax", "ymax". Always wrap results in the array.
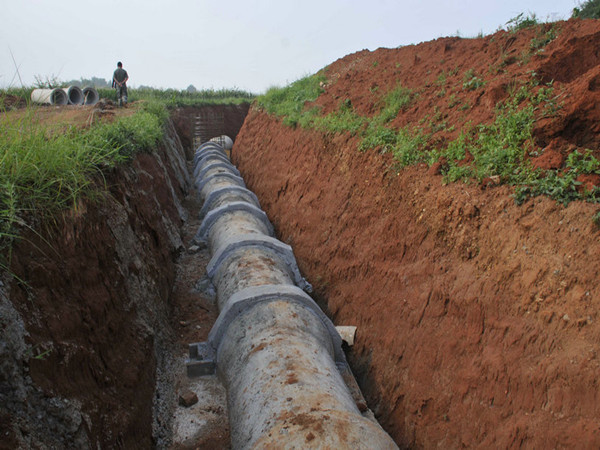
[{"xmin": 178, "ymin": 390, "xmax": 199, "ymax": 407}]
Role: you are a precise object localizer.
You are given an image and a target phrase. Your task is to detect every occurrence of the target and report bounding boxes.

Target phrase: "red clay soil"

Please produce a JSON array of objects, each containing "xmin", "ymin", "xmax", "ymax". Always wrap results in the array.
[
  {"xmin": 234, "ymin": 18, "xmax": 600, "ymax": 448},
  {"xmin": 315, "ymin": 19, "xmax": 600, "ymax": 166}
]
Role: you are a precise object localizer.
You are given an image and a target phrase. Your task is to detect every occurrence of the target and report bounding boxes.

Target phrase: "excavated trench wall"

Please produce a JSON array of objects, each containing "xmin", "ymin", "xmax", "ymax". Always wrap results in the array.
[
  {"xmin": 1, "ymin": 103, "xmax": 251, "ymax": 448},
  {"xmin": 0, "ymin": 120, "xmax": 190, "ymax": 448},
  {"xmin": 171, "ymin": 104, "xmax": 251, "ymax": 159},
  {"xmin": 233, "ymin": 109, "xmax": 600, "ymax": 448}
]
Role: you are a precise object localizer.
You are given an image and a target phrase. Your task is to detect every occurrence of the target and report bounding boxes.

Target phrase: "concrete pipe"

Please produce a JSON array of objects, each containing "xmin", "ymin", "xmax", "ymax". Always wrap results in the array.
[
  {"xmin": 187, "ymin": 143, "xmax": 398, "ymax": 449},
  {"xmin": 195, "ymin": 141, "xmax": 228, "ymax": 156},
  {"xmin": 195, "ymin": 172, "xmax": 246, "ymax": 201},
  {"xmin": 30, "ymin": 88, "xmax": 68, "ymax": 106},
  {"xmin": 194, "ymin": 161, "xmax": 241, "ymax": 183},
  {"xmin": 82, "ymin": 86, "xmax": 99, "ymax": 105},
  {"xmin": 209, "ymin": 135, "xmax": 234, "ymax": 150},
  {"xmin": 62, "ymin": 86, "xmax": 84, "ymax": 105}
]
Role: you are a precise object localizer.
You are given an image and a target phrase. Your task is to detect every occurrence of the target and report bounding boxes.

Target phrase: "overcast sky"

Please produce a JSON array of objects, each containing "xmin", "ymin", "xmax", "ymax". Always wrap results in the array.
[{"xmin": 0, "ymin": 0, "xmax": 578, "ymax": 94}]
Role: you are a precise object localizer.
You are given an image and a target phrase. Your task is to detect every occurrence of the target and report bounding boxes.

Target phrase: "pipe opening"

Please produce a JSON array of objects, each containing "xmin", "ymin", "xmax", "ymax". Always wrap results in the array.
[
  {"xmin": 30, "ymin": 88, "xmax": 69, "ymax": 106},
  {"xmin": 51, "ymin": 89, "xmax": 68, "ymax": 105},
  {"xmin": 82, "ymin": 86, "xmax": 99, "ymax": 105},
  {"xmin": 63, "ymin": 86, "xmax": 84, "ymax": 105}
]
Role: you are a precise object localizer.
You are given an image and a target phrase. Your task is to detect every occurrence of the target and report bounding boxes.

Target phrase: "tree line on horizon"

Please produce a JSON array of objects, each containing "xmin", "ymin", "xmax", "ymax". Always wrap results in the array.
[{"xmin": 61, "ymin": 76, "xmax": 199, "ymax": 93}]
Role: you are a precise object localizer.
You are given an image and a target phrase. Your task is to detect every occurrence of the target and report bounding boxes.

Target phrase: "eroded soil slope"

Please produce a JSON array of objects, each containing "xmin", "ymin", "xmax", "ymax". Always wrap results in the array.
[
  {"xmin": 234, "ymin": 19, "xmax": 600, "ymax": 448},
  {"xmin": 1, "ymin": 120, "xmax": 189, "ymax": 448}
]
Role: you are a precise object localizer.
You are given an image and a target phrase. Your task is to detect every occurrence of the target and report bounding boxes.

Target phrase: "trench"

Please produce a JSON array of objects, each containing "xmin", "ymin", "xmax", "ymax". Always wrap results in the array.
[
  {"xmin": 0, "ymin": 105, "xmax": 246, "ymax": 448},
  {"xmin": 0, "ymin": 103, "xmax": 396, "ymax": 448}
]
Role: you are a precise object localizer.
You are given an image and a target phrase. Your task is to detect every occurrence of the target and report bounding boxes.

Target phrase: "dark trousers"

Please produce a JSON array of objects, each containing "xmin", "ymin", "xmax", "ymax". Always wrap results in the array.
[{"xmin": 116, "ymin": 85, "xmax": 128, "ymax": 106}]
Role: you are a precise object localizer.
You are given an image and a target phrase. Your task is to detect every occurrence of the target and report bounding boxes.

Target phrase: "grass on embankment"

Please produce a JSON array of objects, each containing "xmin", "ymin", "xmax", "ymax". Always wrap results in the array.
[
  {"xmin": 253, "ymin": 14, "xmax": 600, "ymax": 212},
  {"xmin": 0, "ymin": 83, "xmax": 256, "ymax": 263},
  {"xmin": 0, "ymin": 100, "xmax": 167, "ymax": 258},
  {"xmin": 255, "ymin": 68, "xmax": 600, "ymax": 212},
  {"xmin": 97, "ymin": 87, "xmax": 256, "ymax": 107}
]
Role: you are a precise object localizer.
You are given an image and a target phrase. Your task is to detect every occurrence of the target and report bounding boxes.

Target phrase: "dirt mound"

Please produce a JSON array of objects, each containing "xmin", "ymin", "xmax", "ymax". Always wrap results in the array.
[
  {"xmin": 234, "ymin": 18, "xmax": 600, "ymax": 448},
  {"xmin": 0, "ymin": 94, "xmax": 27, "ymax": 109},
  {"xmin": 315, "ymin": 18, "xmax": 600, "ymax": 175}
]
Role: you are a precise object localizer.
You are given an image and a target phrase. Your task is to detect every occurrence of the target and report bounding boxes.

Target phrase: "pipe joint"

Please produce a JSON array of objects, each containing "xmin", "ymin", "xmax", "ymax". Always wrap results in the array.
[
  {"xmin": 193, "ymin": 152, "xmax": 233, "ymax": 177},
  {"xmin": 186, "ymin": 284, "xmax": 344, "ymax": 377},
  {"xmin": 206, "ymin": 234, "xmax": 312, "ymax": 293},
  {"xmin": 213, "ymin": 285, "xmax": 343, "ymax": 362},
  {"xmin": 194, "ymin": 162, "xmax": 241, "ymax": 184},
  {"xmin": 199, "ymin": 186, "xmax": 260, "ymax": 220},
  {"xmin": 195, "ymin": 202, "xmax": 274, "ymax": 245},
  {"xmin": 195, "ymin": 141, "xmax": 228, "ymax": 156},
  {"xmin": 193, "ymin": 147, "xmax": 228, "ymax": 165},
  {"xmin": 195, "ymin": 172, "xmax": 245, "ymax": 195}
]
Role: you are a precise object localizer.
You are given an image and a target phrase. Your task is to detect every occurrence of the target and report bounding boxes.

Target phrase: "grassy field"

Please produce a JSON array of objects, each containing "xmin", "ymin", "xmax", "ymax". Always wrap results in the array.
[
  {"xmin": 0, "ymin": 86, "xmax": 255, "ymax": 109},
  {"xmin": 97, "ymin": 87, "xmax": 255, "ymax": 107}
]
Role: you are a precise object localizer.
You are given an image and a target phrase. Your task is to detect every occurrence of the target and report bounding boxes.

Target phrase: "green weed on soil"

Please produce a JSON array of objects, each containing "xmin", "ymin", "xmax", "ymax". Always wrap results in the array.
[
  {"xmin": 260, "ymin": 69, "xmax": 600, "ymax": 208},
  {"xmin": 572, "ymin": 0, "xmax": 600, "ymax": 19},
  {"xmin": 256, "ymin": 73, "xmax": 327, "ymax": 128},
  {"xmin": 0, "ymin": 101, "xmax": 167, "ymax": 257}
]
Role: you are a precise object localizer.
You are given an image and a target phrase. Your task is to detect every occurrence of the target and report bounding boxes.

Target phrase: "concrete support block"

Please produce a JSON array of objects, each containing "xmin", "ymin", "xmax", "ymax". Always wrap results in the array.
[{"xmin": 186, "ymin": 342, "xmax": 216, "ymax": 377}]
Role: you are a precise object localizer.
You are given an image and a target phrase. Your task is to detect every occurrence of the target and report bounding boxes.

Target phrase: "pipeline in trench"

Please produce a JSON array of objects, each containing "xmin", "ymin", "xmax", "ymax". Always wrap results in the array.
[
  {"xmin": 185, "ymin": 141, "xmax": 397, "ymax": 448},
  {"xmin": 1, "ymin": 108, "xmax": 397, "ymax": 447}
]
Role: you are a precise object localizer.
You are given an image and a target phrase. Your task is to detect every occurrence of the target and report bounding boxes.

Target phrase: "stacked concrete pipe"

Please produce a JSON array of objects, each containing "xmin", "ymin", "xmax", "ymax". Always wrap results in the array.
[
  {"xmin": 30, "ymin": 86, "xmax": 98, "ymax": 106},
  {"xmin": 82, "ymin": 86, "xmax": 99, "ymax": 105},
  {"xmin": 187, "ymin": 141, "xmax": 397, "ymax": 449},
  {"xmin": 30, "ymin": 88, "xmax": 68, "ymax": 106},
  {"xmin": 62, "ymin": 85, "xmax": 84, "ymax": 105}
]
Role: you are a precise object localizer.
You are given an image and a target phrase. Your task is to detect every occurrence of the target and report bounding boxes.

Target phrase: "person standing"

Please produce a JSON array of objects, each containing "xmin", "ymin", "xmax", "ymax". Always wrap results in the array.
[{"xmin": 112, "ymin": 61, "xmax": 129, "ymax": 106}]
